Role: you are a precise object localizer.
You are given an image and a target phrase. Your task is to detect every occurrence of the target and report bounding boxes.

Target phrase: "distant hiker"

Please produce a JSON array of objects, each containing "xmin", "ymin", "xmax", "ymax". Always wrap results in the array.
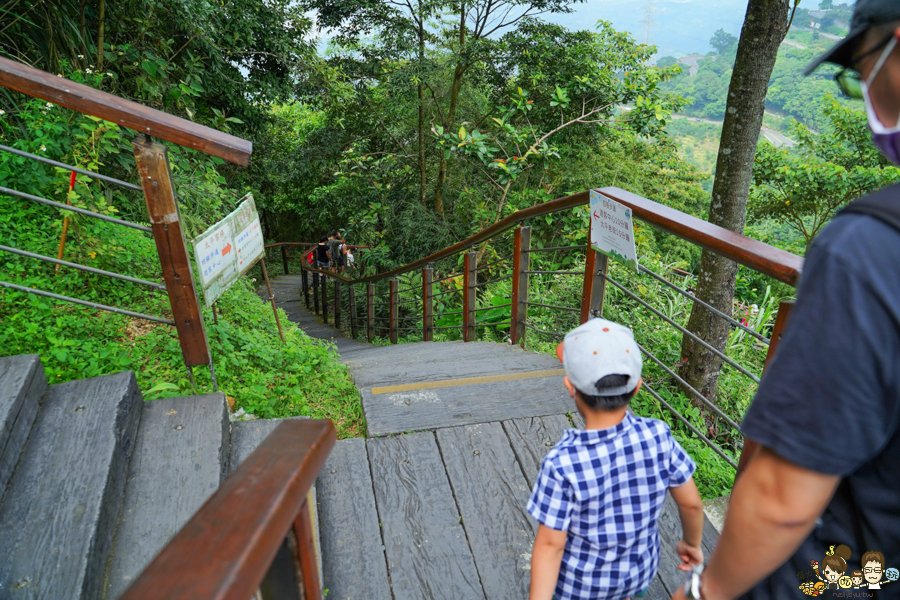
[
  {"xmin": 528, "ymin": 318, "xmax": 704, "ymax": 600},
  {"xmin": 315, "ymin": 236, "xmax": 330, "ymax": 269},
  {"xmin": 327, "ymin": 230, "xmax": 342, "ymax": 273},
  {"xmin": 345, "ymin": 246, "xmax": 356, "ymax": 270}
]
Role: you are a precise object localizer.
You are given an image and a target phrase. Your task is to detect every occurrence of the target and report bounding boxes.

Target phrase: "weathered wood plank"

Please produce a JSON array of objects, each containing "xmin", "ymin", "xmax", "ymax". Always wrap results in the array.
[
  {"xmin": 316, "ymin": 438, "xmax": 391, "ymax": 600},
  {"xmin": 502, "ymin": 414, "xmax": 572, "ymax": 484},
  {"xmin": 347, "ymin": 349, "xmax": 560, "ymax": 390},
  {"xmin": 658, "ymin": 490, "xmax": 720, "ymax": 561},
  {"xmin": 106, "ymin": 394, "xmax": 229, "ymax": 600},
  {"xmin": 0, "ymin": 371, "xmax": 142, "ymax": 600},
  {"xmin": 367, "ymin": 433, "xmax": 485, "ymax": 600},
  {"xmin": 0, "ymin": 354, "xmax": 45, "ymax": 496},
  {"xmin": 362, "ymin": 375, "xmax": 572, "ymax": 437},
  {"xmin": 436, "ymin": 423, "xmax": 535, "ymax": 600}
]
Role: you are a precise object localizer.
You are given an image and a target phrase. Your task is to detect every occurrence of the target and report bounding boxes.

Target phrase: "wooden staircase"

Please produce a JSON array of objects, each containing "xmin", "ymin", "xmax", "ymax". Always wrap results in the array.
[
  {"xmin": 0, "ymin": 355, "xmax": 303, "ymax": 599},
  {"xmin": 269, "ymin": 273, "xmax": 721, "ymax": 600}
]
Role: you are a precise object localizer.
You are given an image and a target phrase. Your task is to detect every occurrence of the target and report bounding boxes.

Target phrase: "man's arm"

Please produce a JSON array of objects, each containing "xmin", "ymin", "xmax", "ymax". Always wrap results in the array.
[
  {"xmin": 530, "ymin": 524, "xmax": 567, "ymax": 600},
  {"xmin": 670, "ymin": 478, "xmax": 704, "ymax": 571},
  {"xmin": 671, "ymin": 446, "xmax": 839, "ymax": 600}
]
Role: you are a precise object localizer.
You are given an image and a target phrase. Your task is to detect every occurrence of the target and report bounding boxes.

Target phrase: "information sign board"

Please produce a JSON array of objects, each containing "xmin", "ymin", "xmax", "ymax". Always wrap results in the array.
[
  {"xmin": 192, "ymin": 194, "xmax": 265, "ymax": 307},
  {"xmin": 590, "ymin": 190, "xmax": 639, "ymax": 271}
]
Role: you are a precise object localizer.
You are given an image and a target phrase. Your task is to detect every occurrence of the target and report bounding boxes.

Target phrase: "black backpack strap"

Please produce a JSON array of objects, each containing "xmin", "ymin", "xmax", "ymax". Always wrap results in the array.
[{"xmin": 839, "ymin": 183, "xmax": 900, "ymax": 232}]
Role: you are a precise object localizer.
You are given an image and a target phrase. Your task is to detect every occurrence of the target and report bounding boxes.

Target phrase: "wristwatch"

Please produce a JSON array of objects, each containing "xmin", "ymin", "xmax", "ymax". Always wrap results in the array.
[{"xmin": 684, "ymin": 564, "xmax": 704, "ymax": 600}]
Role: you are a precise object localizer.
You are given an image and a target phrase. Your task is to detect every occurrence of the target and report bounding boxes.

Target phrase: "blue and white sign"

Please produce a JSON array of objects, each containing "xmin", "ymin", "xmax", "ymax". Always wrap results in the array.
[{"xmin": 192, "ymin": 194, "xmax": 265, "ymax": 307}]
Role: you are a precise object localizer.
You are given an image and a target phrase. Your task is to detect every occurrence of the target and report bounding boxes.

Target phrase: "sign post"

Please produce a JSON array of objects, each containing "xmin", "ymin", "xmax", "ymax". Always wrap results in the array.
[{"xmin": 589, "ymin": 190, "xmax": 639, "ymax": 271}]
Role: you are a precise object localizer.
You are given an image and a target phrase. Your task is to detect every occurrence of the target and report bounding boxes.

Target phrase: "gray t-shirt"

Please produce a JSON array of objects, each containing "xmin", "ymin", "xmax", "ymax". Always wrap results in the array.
[
  {"xmin": 740, "ymin": 209, "xmax": 900, "ymax": 598},
  {"xmin": 327, "ymin": 238, "xmax": 341, "ymax": 263}
]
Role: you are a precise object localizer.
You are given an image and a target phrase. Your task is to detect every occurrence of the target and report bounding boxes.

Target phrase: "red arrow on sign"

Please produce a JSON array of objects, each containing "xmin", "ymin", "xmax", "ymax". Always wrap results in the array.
[{"xmin": 222, "ymin": 243, "xmax": 232, "ymax": 256}]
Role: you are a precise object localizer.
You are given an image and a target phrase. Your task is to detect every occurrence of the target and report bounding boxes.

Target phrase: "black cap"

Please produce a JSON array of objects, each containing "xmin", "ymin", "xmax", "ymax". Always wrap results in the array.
[{"xmin": 804, "ymin": 0, "xmax": 900, "ymax": 76}]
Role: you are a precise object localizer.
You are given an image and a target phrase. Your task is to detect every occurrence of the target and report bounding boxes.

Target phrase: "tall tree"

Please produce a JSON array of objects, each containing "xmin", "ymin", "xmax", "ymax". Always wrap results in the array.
[
  {"xmin": 431, "ymin": 0, "xmax": 580, "ymax": 213},
  {"xmin": 678, "ymin": 0, "xmax": 794, "ymax": 401}
]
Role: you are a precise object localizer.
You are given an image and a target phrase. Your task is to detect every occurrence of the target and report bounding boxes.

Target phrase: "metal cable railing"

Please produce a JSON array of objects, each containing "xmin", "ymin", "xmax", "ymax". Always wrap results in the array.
[
  {"xmin": 0, "ymin": 143, "xmax": 144, "ymax": 191},
  {"xmin": 0, "ymin": 186, "xmax": 151, "ymax": 232}
]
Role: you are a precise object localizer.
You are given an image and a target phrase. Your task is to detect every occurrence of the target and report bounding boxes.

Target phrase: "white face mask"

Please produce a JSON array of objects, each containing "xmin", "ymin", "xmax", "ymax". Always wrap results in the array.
[
  {"xmin": 862, "ymin": 36, "xmax": 900, "ymax": 134},
  {"xmin": 861, "ymin": 35, "xmax": 900, "ymax": 164}
]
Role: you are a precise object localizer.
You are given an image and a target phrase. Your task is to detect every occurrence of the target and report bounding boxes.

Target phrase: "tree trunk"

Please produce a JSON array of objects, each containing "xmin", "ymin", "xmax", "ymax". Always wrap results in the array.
[
  {"xmin": 418, "ymin": 1, "xmax": 427, "ymax": 207},
  {"xmin": 434, "ymin": 4, "xmax": 467, "ymax": 214},
  {"xmin": 679, "ymin": 0, "xmax": 790, "ymax": 402},
  {"xmin": 96, "ymin": 0, "xmax": 106, "ymax": 70}
]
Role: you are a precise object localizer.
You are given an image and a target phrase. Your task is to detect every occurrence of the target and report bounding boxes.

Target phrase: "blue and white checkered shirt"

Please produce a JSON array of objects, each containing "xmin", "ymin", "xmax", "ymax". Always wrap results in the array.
[{"xmin": 526, "ymin": 413, "xmax": 696, "ymax": 600}]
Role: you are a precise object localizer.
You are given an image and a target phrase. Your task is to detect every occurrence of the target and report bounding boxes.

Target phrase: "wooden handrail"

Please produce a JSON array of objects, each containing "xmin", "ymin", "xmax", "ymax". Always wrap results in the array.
[
  {"xmin": 600, "ymin": 187, "xmax": 803, "ymax": 286},
  {"xmin": 118, "ymin": 419, "xmax": 336, "ymax": 600},
  {"xmin": 298, "ymin": 187, "xmax": 803, "ymax": 287},
  {"xmin": 0, "ymin": 57, "xmax": 252, "ymax": 166}
]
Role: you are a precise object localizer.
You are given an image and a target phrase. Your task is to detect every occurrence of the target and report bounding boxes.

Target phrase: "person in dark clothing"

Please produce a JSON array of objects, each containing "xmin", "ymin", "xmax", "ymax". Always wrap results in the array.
[
  {"xmin": 672, "ymin": 3, "xmax": 900, "ymax": 599},
  {"xmin": 327, "ymin": 230, "xmax": 342, "ymax": 273},
  {"xmin": 315, "ymin": 236, "xmax": 330, "ymax": 269}
]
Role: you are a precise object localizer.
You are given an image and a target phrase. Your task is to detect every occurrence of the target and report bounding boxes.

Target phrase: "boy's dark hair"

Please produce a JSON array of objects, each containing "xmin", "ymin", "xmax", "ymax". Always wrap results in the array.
[
  {"xmin": 319, "ymin": 236, "xmax": 327, "ymax": 243},
  {"xmin": 330, "ymin": 230, "xmax": 338, "ymax": 237},
  {"xmin": 576, "ymin": 374, "xmax": 637, "ymax": 411}
]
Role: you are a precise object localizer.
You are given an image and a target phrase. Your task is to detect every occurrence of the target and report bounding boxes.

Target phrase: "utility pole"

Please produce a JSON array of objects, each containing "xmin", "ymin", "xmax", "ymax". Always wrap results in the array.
[{"xmin": 640, "ymin": 0, "xmax": 656, "ymax": 45}]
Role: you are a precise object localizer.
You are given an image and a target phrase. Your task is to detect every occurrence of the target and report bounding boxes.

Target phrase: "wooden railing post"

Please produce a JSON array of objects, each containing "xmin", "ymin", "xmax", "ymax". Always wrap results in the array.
[
  {"xmin": 580, "ymin": 221, "xmax": 608, "ymax": 323},
  {"xmin": 735, "ymin": 300, "xmax": 794, "ymax": 479},
  {"xmin": 302, "ymin": 268, "xmax": 309, "ymax": 309},
  {"xmin": 463, "ymin": 251, "xmax": 477, "ymax": 342},
  {"xmin": 321, "ymin": 275, "xmax": 328, "ymax": 324},
  {"xmin": 133, "ymin": 136, "xmax": 210, "ymax": 368},
  {"xmin": 312, "ymin": 272, "xmax": 319, "ymax": 314},
  {"xmin": 510, "ymin": 226, "xmax": 531, "ymax": 346},
  {"xmin": 349, "ymin": 285, "xmax": 358, "ymax": 340},
  {"xmin": 423, "ymin": 266, "xmax": 434, "ymax": 342},
  {"xmin": 389, "ymin": 279, "xmax": 399, "ymax": 344},
  {"xmin": 367, "ymin": 283, "xmax": 375, "ymax": 342},
  {"xmin": 334, "ymin": 279, "xmax": 341, "ymax": 330},
  {"xmin": 281, "ymin": 245, "xmax": 289, "ymax": 275},
  {"xmin": 292, "ymin": 497, "xmax": 324, "ymax": 600}
]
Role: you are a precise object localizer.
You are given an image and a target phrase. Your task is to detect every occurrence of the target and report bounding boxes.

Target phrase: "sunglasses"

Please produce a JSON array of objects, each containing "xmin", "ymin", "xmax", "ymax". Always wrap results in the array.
[{"xmin": 834, "ymin": 32, "xmax": 898, "ymax": 99}]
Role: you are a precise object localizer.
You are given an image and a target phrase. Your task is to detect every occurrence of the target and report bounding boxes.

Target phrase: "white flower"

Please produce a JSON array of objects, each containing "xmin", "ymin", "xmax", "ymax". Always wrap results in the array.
[
  {"xmin": 39, "ymin": 145, "xmax": 46, "ymax": 152},
  {"xmin": 57, "ymin": 74, "xmax": 62, "ymax": 77},
  {"xmin": 106, "ymin": 72, "xmax": 113, "ymax": 77},
  {"xmin": 0, "ymin": 110, "xmax": 5, "ymax": 115},
  {"xmin": 77, "ymin": 54, "xmax": 84, "ymax": 58},
  {"xmin": 85, "ymin": 69, "xmax": 92, "ymax": 74},
  {"xmin": 45, "ymin": 102, "xmax": 52, "ymax": 109}
]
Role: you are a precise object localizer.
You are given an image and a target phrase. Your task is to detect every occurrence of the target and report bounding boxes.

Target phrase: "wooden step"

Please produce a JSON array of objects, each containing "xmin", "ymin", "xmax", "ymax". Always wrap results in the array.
[
  {"xmin": 316, "ymin": 438, "xmax": 391, "ymax": 600},
  {"xmin": 0, "ymin": 371, "xmax": 142, "ymax": 600},
  {"xmin": 436, "ymin": 422, "xmax": 536, "ymax": 600},
  {"xmin": 362, "ymin": 374, "xmax": 572, "ymax": 436},
  {"xmin": 0, "ymin": 354, "xmax": 46, "ymax": 496},
  {"xmin": 348, "ymin": 347, "xmax": 559, "ymax": 389},
  {"xmin": 105, "ymin": 393, "xmax": 230, "ymax": 600},
  {"xmin": 368, "ymin": 432, "xmax": 485, "ymax": 599}
]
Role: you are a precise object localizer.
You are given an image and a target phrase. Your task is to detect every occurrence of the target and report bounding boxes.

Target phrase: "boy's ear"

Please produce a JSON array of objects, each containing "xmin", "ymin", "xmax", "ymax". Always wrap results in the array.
[
  {"xmin": 631, "ymin": 377, "xmax": 643, "ymax": 397},
  {"xmin": 563, "ymin": 376, "xmax": 576, "ymax": 399}
]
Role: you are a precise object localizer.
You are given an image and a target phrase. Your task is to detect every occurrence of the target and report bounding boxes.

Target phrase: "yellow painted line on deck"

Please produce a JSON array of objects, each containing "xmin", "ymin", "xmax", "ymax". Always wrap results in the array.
[{"xmin": 371, "ymin": 368, "xmax": 566, "ymax": 395}]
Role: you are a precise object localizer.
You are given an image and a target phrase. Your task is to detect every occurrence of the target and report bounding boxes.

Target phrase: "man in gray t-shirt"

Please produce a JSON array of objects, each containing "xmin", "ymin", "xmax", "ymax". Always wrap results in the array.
[{"xmin": 327, "ymin": 230, "xmax": 341, "ymax": 272}]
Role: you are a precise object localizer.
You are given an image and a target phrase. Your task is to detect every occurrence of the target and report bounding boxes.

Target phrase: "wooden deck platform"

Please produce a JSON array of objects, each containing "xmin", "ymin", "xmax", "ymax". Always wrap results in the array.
[{"xmin": 267, "ymin": 274, "xmax": 720, "ymax": 600}]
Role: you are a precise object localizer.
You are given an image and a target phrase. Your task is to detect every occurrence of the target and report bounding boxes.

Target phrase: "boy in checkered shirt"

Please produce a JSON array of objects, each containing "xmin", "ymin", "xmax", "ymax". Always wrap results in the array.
[{"xmin": 527, "ymin": 318, "xmax": 705, "ymax": 600}]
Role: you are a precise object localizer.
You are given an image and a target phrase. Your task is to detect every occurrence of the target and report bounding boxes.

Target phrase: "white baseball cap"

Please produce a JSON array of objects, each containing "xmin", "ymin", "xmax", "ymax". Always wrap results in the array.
[{"xmin": 555, "ymin": 318, "xmax": 642, "ymax": 397}]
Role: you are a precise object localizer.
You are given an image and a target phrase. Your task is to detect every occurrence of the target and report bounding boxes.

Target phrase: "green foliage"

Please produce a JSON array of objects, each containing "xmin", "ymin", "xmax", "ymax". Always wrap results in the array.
[
  {"xmin": 750, "ymin": 99, "xmax": 900, "ymax": 248},
  {"xmin": 0, "ymin": 71, "xmax": 362, "ymax": 439}
]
